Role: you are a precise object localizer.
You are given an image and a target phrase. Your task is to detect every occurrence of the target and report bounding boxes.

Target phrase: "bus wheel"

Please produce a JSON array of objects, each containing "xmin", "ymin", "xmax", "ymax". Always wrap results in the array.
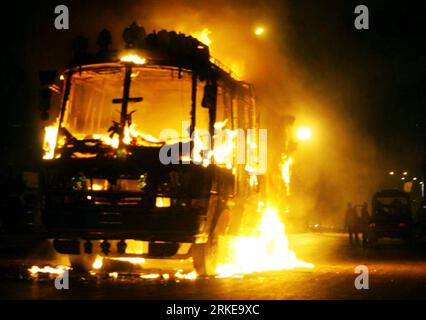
[
  {"xmin": 192, "ymin": 209, "xmax": 229, "ymax": 276},
  {"xmin": 192, "ymin": 242, "xmax": 217, "ymax": 276}
]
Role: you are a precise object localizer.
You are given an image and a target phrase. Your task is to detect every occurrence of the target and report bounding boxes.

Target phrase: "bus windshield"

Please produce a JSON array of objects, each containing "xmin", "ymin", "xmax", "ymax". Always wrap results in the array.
[{"xmin": 61, "ymin": 65, "xmax": 192, "ymax": 144}]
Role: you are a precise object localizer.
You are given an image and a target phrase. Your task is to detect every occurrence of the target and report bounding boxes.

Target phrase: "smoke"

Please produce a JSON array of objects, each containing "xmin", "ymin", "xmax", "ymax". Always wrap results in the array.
[{"xmin": 28, "ymin": 0, "xmax": 385, "ymax": 227}]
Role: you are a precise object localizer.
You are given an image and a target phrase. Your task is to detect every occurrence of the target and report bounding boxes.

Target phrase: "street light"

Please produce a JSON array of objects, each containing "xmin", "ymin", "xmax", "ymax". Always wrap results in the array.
[
  {"xmin": 254, "ymin": 26, "xmax": 265, "ymax": 36},
  {"xmin": 389, "ymin": 171, "xmax": 394, "ymax": 175},
  {"xmin": 296, "ymin": 127, "xmax": 312, "ymax": 141}
]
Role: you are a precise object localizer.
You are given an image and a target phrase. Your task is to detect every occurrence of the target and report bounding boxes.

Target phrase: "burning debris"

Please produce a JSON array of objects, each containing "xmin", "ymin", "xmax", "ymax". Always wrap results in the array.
[
  {"xmin": 215, "ymin": 205, "xmax": 313, "ymax": 278},
  {"xmin": 28, "ymin": 265, "xmax": 70, "ymax": 276}
]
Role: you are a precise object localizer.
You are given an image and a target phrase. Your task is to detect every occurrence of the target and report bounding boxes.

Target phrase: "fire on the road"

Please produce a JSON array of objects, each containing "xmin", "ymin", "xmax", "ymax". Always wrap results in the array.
[
  {"xmin": 27, "ymin": 204, "xmax": 313, "ymax": 280},
  {"xmin": 28, "ymin": 265, "xmax": 70, "ymax": 276},
  {"xmin": 215, "ymin": 205, "xmax": 314, "ymax": 277},
  {"xmin": 37, "ymin": 27, "xmax": 313, "ymax": 281}
]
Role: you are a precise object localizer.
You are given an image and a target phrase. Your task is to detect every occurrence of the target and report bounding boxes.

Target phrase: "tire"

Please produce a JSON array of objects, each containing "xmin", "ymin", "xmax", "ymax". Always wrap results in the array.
[
  {"xmin": 192, "ymin": 208, "xmax": 229, "ymax": 276},
  {"xmin": 192, "ymin": 242, "xmax": 217, "ymax": 276}
]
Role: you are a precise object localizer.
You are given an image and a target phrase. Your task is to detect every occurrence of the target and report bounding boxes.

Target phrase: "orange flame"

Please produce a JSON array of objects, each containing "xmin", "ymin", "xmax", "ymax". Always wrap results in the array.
[
  {"xmin": 191, "ymin": 28, "xmax": 212, "ymax": 46},
  {"xmin": 215, "ymin": 205, "xmax": 313, "ymax": 277}
]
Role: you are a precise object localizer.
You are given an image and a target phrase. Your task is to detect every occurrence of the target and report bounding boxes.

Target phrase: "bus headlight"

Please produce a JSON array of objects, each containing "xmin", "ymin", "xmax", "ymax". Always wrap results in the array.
[
  {"xmin": 155, "ymin": 197, "xmax": 171, "ymax": 208},
  {"xmin": 87, "ymin": 178, "xmax": 109, "ymax": 191}
]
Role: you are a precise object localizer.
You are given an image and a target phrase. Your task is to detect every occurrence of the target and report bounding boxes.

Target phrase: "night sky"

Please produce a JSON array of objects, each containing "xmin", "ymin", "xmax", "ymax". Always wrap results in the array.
[
  {"xmin": 0, "ymin": 0, "xmax": 425, "ymax": 177},
  {"xmin": 285, "ymin": 0, "xmax": 425, "ymax": 170}
]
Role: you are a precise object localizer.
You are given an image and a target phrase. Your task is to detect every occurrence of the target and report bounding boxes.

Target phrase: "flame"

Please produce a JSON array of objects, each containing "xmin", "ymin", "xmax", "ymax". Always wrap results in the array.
[
  {"xmin": 42, "ymin": 121, "xmax": 60, "ymax": 160},
  {"xmin": 215, "ymin": 205, "xmax": 313, "ymax": 277},
  {"xmin": 175, "ymin": 270, "xmax": 197, "ymax": 280},
  {"xmin": 43, "ymin": 122, "xmax": 163, "ymax": 159},
  {"xmin": 281, "ymin": 156, "xmax": 293, "ymax": 196},
  {"xmin": 28, "ymin": 265, "xmax": 70, "ymax": 275},
  {"xmin": 92, "ymin": 256, "xmax": 104, "ymax": 269},
  {"xmin": 108, "ymin": 257, "xmax": 146, "ymax": 265},
  {"xmin": 123, "ymin": 123, "xmax": 162, "ymax": 146},
  {"xmin": 140, "ymin": 273, "xmax": 160, "ymax": 279},
  {"xmin": 190, "ymin": 119, "xmax": 238, "ymax": 168},
  {"xmin": 192, "ymin": 28, "xmax": 212, "ymax": 46}
]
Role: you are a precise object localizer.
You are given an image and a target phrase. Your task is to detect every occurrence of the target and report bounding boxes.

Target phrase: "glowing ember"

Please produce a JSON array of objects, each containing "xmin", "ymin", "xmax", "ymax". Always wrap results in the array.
[
  {"xmin": 215, "ymin": 206, "xmax": 313, "ymax": 277},
  {"xmin": 191, "ymin": 130, "xmax": 209, "ymax": 166},
  {"xmin": 43, "ymin": 122, "xmax": 163, "ymax": 159},
  {"xmin": 91, "ymin": 256, "xmax": 147, "ymax": 271},
  {"xmin": 123, "ymin": 123, "xmax": 162, "ymax": 146},
  {"xmin": 94, "ymin": 123, "xmax": 162, "ymax": 150},
  {"xmin": 94, "ymin": 134, "xmax": 119, "ymax": 149},
  {"xmin": 190, "ymin": 119, "xmax": 239, "ymax": 168},
  {"xmin": 28, "ymin": 265, "xmax": 70, "ymax": 275}
]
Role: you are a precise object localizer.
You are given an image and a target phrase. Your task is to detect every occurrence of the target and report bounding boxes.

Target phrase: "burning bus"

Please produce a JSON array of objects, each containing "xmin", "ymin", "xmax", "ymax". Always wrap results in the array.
[{"xmin": 39, "ymin": 23, "xmax": 265, "ymax": 275}]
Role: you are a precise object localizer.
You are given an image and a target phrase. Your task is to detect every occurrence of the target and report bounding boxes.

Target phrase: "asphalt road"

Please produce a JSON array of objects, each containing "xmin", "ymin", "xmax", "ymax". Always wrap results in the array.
[{"xmin": 1, "ymin": 232, "xmax": 426, "ymax": 299}]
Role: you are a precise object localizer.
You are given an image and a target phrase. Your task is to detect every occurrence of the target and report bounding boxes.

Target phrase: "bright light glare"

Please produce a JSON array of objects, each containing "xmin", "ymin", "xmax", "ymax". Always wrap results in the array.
[
  {"xmin": 156, "ymin": 197, "xmax": 171, "ymax": 208},
  {"xmin": 92, "ymin": 256, "xmax": 103, "ymax": 270},
  {"xmin": 120, "ymin": 54, "xmax": 146, "ymax": 65},
  {"xmin": 92, "ymin": 184, "xmax": 103, "ymax": 191},
  {"xmin": 296, "ymin": 127, "xmax": 312, "ymax": 141},
  {"xmin": 254, "ymin": 26, "xmax": 265, "ymax": 36}
]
